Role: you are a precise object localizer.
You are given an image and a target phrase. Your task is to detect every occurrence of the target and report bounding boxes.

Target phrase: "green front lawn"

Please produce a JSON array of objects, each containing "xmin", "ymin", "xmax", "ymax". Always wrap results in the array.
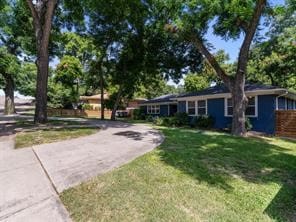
[
  {"xmin": 61, "ymin": 127, "xmax": 296, "ymax": 222},
  {"xmin": 15, "ymin": 127, "xmax": 98, "ymax": 148}
]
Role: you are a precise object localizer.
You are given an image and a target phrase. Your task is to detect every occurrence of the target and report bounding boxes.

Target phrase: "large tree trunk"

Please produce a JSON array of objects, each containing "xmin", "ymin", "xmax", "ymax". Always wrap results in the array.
[
  {"xmin": 34, "ymin": 50, "xmax": 49, "ymax": 123},
  {"xmin": 111, "ymin": 87, "xmax": 123, "ymax": 121},
  {"xmin": 230, "ymin": 79, "xmax": 248, "ymax": 136},
  {"xmin": 4, "ymin": 75, "xmax": 15, "ymax": 115},
  {"xmin": 100, "ymin": 72, "xmax": 105, "ymax": 120},
  {"xmin": 26, "ymin": 0, "xmax": 57, "ymax": 124}
]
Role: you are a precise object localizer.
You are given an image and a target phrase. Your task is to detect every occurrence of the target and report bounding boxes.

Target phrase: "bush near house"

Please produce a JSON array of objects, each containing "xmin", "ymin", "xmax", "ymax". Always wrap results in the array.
[
  {"xmin": 132, "ymin": 109, "xmax": 146, "ymax": 120},
  {"xmin": 190, "ymin": 115, "xmax": 215, "ymax": 129},
  {"xmin": 153, "ymin": 112, "xmax": 215, "ymax": 129}
]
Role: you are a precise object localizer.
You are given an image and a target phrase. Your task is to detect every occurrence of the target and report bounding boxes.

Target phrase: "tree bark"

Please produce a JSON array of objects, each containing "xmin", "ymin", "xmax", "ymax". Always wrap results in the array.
[
  {"xmin": 26, "ymin": 0, "xmax": 57, "ymax": 124},
  {"xmin": 100, "ymin": 72, "xmax": 105, "ymax": 120},
  {"xmin": 230, "ymin": 79, "xmax": 248, "ymax": 136},
  {"xmin": 111, "ymin": 87, "xmax": 123, "ymax": 121},
  {"xmin": 3, "ymin": 75, "xmax": 15, "ymax": 115}
]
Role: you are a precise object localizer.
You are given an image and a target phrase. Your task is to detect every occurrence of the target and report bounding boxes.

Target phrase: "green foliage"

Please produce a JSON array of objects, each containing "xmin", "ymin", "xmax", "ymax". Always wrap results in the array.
[
  {"xmin": 145, "ymin": 115, "xmax": 154, "ymax": 122},
  {"xmin": 245, "ymin": 117, "xmax": 253, "ymax": 131},
  {"xmin": 55, "ymin": 56, "xmax": 82, "ymax": 87},
  {"xmin": 135, "ymin": 77, "xmax": 184, "ymax": 99},
  {"xmin": 184, "ymin": 73, "xmax": 210, "ymax": 92},
  {"xmin": 82, "ymin": 104, "xmax": 93, "ymax": 110},
  {"xmin": 16, "ymin": 62, "xmax": 36, "ymax": 96},
  {"xmin": 132, "ymin": 109, "xmax": 145, "ymax": 120},
  {"xmin": 172, "ymin": 112, "xmax": 189, "ymax": 127},
  {"xmin": 248, "ymin": 6, "xmax": 296, "ymax": 89},
  {"xmin": 104, "ymin": 92, "xmax": 125, "ymax": 110},
  {"xmin": 47, "ymin": 80, "xmax": 77, "ymax": 109},
  {"xmin": 190, "ymin": 115, "xmax": 215, "ymax": 129}
]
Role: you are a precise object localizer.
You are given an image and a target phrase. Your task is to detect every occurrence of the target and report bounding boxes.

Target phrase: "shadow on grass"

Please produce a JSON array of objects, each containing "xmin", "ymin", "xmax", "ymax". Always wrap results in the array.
[{"xmin": 158, "ymin": 128, "xmax": 296, "ymax": 221}]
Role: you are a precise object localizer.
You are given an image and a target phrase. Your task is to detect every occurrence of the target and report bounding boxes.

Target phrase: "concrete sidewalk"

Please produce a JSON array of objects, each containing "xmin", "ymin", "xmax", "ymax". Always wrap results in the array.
[
  {"xmin": 0, "ymin": 121, "xmax": 163, "ymax": 221},
  {"xmin": 0, "ymin": 136, "xmax": 71, "ymax": 222}
]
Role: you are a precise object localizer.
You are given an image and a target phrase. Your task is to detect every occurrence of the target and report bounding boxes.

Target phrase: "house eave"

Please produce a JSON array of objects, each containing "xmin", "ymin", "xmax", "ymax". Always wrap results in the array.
[
  {"xmin": 139, "ymin": 101, "xmax": 177, "ymax": 106},
  {"xmin": 174, "ymin": 89, "xmax": 290, "ymax": 101}
]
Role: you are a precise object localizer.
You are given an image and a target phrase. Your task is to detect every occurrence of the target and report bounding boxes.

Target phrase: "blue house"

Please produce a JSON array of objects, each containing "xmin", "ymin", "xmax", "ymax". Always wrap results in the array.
[
  {"xmin": 139, "ymin": 94, "xmax": 178, "ymax": 117},
  {"xmin": 140, "ymin": 83, "xmax": 296, "ymax": 134}
]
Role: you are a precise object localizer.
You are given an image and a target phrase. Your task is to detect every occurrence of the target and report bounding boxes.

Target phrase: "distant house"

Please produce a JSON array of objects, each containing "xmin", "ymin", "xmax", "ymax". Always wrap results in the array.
[
  {"xmin": 117, "ymin": 98, "xmax": 147, "ymax": 117},
  {"xmin": 140, "ymin": 83, "xmax": 296, "ymax": 134},
  {"xmin": 80, "ymin": 93, "xmax": 109, "ymax": 110},
  {"xmin": 139, "ymin": 94, "xmax": 178, "ymax": 117}
]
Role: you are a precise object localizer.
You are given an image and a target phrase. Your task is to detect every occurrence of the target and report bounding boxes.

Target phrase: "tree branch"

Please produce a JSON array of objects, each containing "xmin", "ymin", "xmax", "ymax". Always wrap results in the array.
[
  {"xmin": 25, "ymin": 0, "xmax": 39, "ymax": 23},
  {"xmin": 188, "ymin": 33, "xmax": 232, "ymax": 88},
  {"xmin": 237, "ymin": 0, "xmax": 266, "ymax": 77}
]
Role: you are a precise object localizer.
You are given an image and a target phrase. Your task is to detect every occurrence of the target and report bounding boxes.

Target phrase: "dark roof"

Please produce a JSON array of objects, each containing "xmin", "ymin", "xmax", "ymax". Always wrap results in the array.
[
  {"xmin": 177, "ymin": 83, "xmax": 282, "ymax": 98},
  {"xmin": 141, "ymin": 94, "xmax": 178, "ymax": 104}
]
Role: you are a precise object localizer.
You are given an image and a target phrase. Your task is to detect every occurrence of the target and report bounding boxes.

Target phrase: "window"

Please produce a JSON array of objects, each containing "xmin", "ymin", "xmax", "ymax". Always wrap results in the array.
[
  {"xmin": 147, "ymin": 105, "xmax": 160, "ymax": 114},
  {"xmin": 245, "ymin": 97, "xmax": 256, "ymax": 116},
  {"xmin": 225, "ymin": 96, "xmax": 257, "ymax": 117},
  {"xmin": 187, "ymin": 101, "xmax": 196, "ymax": 115},
  {"xmin": 226, "ymin": 98, "xmax": 233, "ymax": 116},
  {"xmin": 197, "ymin": 100, "xmax": 207, "ymax": 115}
]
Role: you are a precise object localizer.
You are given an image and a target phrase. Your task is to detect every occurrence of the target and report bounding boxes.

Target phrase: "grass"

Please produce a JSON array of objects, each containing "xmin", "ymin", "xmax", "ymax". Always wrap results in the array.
[
  {"xmin": 60, "ymin": 127, "xmax": 296, "ymax": 222},
  {"xmin": 15, "ymin": 127, "xmax": 98, "ymax": 148}
]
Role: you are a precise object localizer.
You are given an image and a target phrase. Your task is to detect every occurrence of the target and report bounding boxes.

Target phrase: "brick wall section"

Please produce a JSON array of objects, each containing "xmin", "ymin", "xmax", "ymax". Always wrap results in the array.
[{"xmin": 275, "ymin": 111, "xmax": 296, "ymax": 138}]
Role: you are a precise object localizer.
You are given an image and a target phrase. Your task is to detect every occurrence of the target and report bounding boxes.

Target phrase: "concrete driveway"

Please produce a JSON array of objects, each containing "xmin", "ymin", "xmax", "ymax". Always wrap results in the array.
[{"xmin": 0, "ymin": 121, "xmax": 163, "ymax": 221}]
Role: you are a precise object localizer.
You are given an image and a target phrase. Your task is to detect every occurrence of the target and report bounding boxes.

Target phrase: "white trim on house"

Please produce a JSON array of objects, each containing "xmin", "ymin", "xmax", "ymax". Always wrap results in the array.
[
  {"xmin": 147, "ymin": 105, "xmax": 160, "ymax": 114},
  {"xmin": 186, "ymin": 100, "xmax": 196, "ymax": 116},
  {"xmin": 224, "ymin": 96, "xmax": 258, "ymax": 118},
  {"xmin": 186, "ymin": 99, "xmax": 208, "ymax": 116},
  {"xmin": 175, "ymin": 89, "xmax": 290, "ymax": 102},
  {"xmin": 139, "ymin": 102, "xmax": 177, "ymax": 106},
  {"xmin": 197, "ymin": 99, "xmax": 208, "ymax": 115}
]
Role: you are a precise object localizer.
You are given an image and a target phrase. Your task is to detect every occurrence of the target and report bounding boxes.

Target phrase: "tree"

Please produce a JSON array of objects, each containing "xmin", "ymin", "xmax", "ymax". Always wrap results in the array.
[
  {"xmin": 16, "ymin": 62, "xmax": 37, "ymax": 97},
  {"xmin": 0, "ymin": 47, "xmax": 19, "ymax": 114},
  {"xmin": 55, "ymin": 55, "xmax": 83, "ymax": 105},
  {"xmin": 184, "ymin": 74, "xmax": 210, "ymax": 92},
  {"xmin": 248, "ymin": 2, "xmax": 296, "ymax": 89},
  {"xmin": 0, "ymin": 0, "xmax": 33, "ymax": 114},
  {"xmin": 135, "ymin": 77, "xmax": 184, "ymax": 99},
  {"xmin": 165, "ymin": 0, "xmax": 267, "ymax": 136},
  {"xmin": 25, "ymin": 0, "xmax": 58, "ymax": 123}
]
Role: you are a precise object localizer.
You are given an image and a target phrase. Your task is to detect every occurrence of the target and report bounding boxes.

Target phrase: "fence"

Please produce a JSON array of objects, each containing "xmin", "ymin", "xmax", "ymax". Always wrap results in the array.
[
  {"xmin": 47, "ymin": 108, "xmax": 112, "ymax": 118},
  {"xmin": 275, "ymin": 110, "xmax": 296, "ymax": 138}
]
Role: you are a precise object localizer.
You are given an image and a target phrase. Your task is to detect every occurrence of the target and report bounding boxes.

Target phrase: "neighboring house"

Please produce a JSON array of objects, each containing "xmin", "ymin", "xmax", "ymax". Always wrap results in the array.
[
  {"xmin": 139, "ymin": 94, "xmax": 178, "ymax": 117},
  {"xmin": 117, "ymin": 98, "xmax": 147, "ymax": 117},
  {"xmin": 80, "ymin": 93, "xmax": 109, "ymax": 110},
  {"xmin": 140, "ymin": 83, "xmax": 296, "ymax": 134},
  {"xmin": 126, "ymin": 98, "xmax": 147, "ymax": 111}
]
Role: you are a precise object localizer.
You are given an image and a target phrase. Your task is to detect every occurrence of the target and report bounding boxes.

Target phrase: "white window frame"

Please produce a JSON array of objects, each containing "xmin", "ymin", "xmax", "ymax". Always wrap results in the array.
[
  {"xmin": 186, "ymin": 101, "xmax": 196, "ymax": 116},
  {"xmin": 186, "ymin": 100, "xmax": 208, "ymax": 116},
  {"xmin": 224, "ymin": 96, "xmax": 258, "ymax": 117},
  {"xmin": 147, "ymin": 105, "xmax": 160, "ymax": 114},
  {"xmin": 197, "ymin": 99, "xmax": 207, "ymax": 116}
]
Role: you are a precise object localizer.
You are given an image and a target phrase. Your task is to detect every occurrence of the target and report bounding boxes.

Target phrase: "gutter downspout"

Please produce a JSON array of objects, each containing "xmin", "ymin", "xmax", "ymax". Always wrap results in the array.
[{"xmin": 275, "ymin": 90, "xmax": 288, "ymax": 110}]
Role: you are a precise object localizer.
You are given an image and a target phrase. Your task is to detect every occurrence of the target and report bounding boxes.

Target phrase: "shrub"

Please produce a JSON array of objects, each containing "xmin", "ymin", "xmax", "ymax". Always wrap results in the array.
[
  {"xmin": 197, "ymin": 115, "xmax": 215, "ymax": 128},
  {"xmin": 245, "ymin": 117, "xmax": 253, "ymax": 131},
  {"xmin": 172, "ymin": 112, "xmax": 189, "ymax": 126},
  {"xmin": 132, "ymin": 109, "xmax": 145, "ymax": 120},
  {"xmin": 146, "ymin": 115, "xmax": 154, "ymax": 122},
  {"xmin": 82, "ymin": 104, "xmax": 93, "ymax": 110},
  {"xmin": 162, "ymin": 117, "xmax": 173, "ymax": 127},
  {"xmin": 153, "ymin": 117, "xmax": 163, "ymax": 125}
]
